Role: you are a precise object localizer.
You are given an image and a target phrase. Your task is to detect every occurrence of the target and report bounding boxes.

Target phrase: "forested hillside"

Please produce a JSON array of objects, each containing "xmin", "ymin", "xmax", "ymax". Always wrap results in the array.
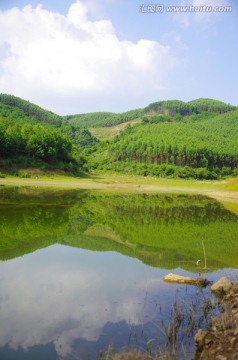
[
  {"xmin": 90, "ymin": 108, "xmax": 238, "ymax": 179},
  {"xmin": 0, "ymin": 121, "xmax": 72, "ymax": 162},
  {"xmin": 66, "ymin": 108, "xmax": 143, "ymax": 128},
  {"xmin": 0, "ymin": 94, "xmax": 97, "ymax": 173},
  {"xmin": 0, "ymin": 94, "xmax": 62, "ymax": 127},
  {"xmin": 144, "ymin": 98, "xmax": 236, "ymax": 116},
  {"xmin": 0, "ymin": 94, "xmax": 237, "ymax": 179},
  {"xmin": 66, "ymin": 98, "xmax": 236, "ymax": 128}
]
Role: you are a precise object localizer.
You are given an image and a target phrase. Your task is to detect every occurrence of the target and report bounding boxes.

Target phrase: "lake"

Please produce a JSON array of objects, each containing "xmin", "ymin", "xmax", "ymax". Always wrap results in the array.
[{"xmin": 0, "ymin": 187, "xmax": 238, "ymax": 359}]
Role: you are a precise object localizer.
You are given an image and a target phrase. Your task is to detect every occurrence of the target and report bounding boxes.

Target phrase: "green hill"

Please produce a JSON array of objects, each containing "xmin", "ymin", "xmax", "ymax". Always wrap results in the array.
[
  {"xmin": 65, "ymin": 108, "xmax": 144, "ymax": 128},
  {"xmin": 0, "ymin": 94, "xmax": 237, "ymax": 179},
  {"xmin": 0, "ymin": 94, "xmax": 97, "ymax": 173},
  {"xmin": 64, "ymin": 98, "xmax": 236, "ymax": 129},
  {"xmin": 144, "ymin": 98, "xmax": 236, "ymax": 116},
  {"xmin": 0, "ymin": 93, "xmax": 62, "ymax": 127},
  {"xmin": 90, "ymin": 109, "xmax": 238, "ymax": 179}
]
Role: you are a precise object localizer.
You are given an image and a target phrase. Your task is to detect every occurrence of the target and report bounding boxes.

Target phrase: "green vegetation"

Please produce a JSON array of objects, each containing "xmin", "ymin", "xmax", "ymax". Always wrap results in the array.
[
  {"xmin": 144, "ymin": 98, "xmax": 236, "ymax": 116},
  {"xmin": 66, "ymin": 108, "xmax": 143, "ymax": 128},
  {"xmin": 1, "ymin": 95, "xmax": 237, "ymax": 360},
  {"xmin": 0, "ymin": 189, "xmax": 238, "ymax": 269},
  {"xmin": 0, "ymin": 120, "xmax": 79, "ymax": 171},
  {"xmin": 89, "ymin": 119, "xmax": 140, "ymax": 139},
  {"xmin": 0, "ymin": 93, "xmax": 62, "ymax": 127},
  {"xmin": 0, "ymin": 94, "xmax": 97, "ymax": 173},
  {"xmin": 0, "ymin": 121, "xmax": 72, "ymax": 161},
  {"xmin": 0, "ymin": 94, "xmax": 237, "ymax": 180},
  {"xmin": 67, "ymin": 98, "xmax": 236, "ymax": 128},
  {"xmin": 90, "ymin": 109, "xmax": 238, "ymax": 179}
]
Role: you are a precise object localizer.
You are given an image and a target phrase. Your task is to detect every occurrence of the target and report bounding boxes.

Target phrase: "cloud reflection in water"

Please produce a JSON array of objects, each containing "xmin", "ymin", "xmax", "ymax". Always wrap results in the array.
[{"xmin": 0, "ymin": 244, "xmax": 171, "ymax": 359}]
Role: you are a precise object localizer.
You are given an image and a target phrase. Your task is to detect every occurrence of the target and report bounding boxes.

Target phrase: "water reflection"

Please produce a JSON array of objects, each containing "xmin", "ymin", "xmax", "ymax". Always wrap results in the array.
[
  {"xmin": 0, "ymin": 189, "xmax": 238, "ymax": 359},
  {"xmin": 0, "ymin": 189, "xmax": 238, "ymax": 270},
  {"xmin": 0, "ymin": 245, "xmax": 178, "ymax": 359}
]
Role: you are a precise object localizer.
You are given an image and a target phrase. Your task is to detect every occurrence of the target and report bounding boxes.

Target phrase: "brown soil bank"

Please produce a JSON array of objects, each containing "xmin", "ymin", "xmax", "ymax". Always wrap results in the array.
[{"xmin": 194, "ymin": 279, "xmax": 238, "ymax": 360}]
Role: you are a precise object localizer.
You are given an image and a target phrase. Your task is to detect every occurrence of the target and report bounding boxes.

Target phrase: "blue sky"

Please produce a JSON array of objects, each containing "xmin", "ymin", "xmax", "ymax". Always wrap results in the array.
[{"xmin": 0, "ymin": 0, "xmax": 237, "ymax": 114}]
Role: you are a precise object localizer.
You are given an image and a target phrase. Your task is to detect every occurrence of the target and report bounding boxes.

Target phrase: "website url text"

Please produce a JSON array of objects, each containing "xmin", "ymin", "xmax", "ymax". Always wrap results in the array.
[{"xmin": 139, "ymin": 4, "xmax": 232, "ymax": 13}]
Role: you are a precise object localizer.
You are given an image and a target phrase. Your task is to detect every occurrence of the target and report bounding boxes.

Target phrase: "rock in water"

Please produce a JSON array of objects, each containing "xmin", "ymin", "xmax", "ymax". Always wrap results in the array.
[
  {"xmin": 210, "ymin": 277, "xmax": 232, "ymax": 294},
  {"xmin": 163, "ymin": 273, "xmax": 208, "ymax": 286}
]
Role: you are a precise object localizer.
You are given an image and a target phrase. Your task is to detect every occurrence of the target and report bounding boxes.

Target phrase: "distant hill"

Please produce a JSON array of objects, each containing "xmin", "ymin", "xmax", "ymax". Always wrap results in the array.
[
  {"xmin": 0, "ymin": 93, "xmax": 62, "ymax": 127},
  {"xmin": 144, "ymin": 98, "xmax": 236, "ymax": 116},
  {"xmin": 65, "ymin": 108, "xmax": 144, "ymax": 128},
  {"xmin": 1, "ymin": 94, "xmax": 235, "ymax": 129},
  {"xmin": 65, "ymin": 98, "xmax": 236, "ymax": 128}
]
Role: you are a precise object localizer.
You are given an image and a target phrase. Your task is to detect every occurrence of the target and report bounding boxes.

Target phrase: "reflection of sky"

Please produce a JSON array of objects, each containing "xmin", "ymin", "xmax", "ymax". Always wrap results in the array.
[
  {"xmin": 1, "ymin": 245, "xmax": 238, "ymax": 359},
  {"xmin": 0, "ymin": 245, "xmax": 172, "ymax": 358}
]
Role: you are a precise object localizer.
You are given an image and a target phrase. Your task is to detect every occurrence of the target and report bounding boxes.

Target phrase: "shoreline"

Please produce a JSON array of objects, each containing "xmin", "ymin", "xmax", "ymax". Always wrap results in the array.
[
  {"xmin": 194, "ymin": 280, "xmax": 238, "ymax": 359},
  {"xmin": 0, "ymin": 175, "xmax": 238, "ymax": 206}
]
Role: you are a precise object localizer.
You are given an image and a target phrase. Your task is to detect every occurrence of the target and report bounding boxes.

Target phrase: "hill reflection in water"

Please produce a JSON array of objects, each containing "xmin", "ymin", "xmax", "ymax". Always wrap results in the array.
[
  {"xmin": 0, "ymin": 188, "xmax": 238, "ymax": 359},
  {"xmin": 0, "ymin": 188, "xmax": 237, "ymax": 270}
]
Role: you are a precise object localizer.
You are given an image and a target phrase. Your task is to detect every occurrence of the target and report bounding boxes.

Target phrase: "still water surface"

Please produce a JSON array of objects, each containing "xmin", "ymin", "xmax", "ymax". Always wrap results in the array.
[{"xmin": 0, "ymin": 188, "xmax": 238, "ymax": 359}]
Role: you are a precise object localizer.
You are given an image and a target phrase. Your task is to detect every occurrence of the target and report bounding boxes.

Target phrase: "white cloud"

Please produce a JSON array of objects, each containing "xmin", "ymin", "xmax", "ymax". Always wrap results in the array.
[
  {"xmin": 0, "ymin": 1, "xmax": 176, "ymax": 114},
  {"xmin": 192, "ymin": 0, "xmax": 229, "ymax": 7},
  {"xmin": 161, "ymin": 32, "xmax": 189, "ymax": 51},
  {"xmin": 173, "ymin": 0, "xmax": 231, "ymax": 28},
  {"xmin": 192, "ymin": 0, "xmax": 231, "ymax": 22}
]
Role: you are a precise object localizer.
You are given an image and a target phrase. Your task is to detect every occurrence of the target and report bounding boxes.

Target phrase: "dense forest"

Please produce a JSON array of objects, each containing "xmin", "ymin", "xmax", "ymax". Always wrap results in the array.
[
  {"xmin": 0, "ymin": 94, "xmax": 237, "ymax": 179},
  {"xmin": 0, "ymin": 94, "xmax": 97, "ymax": 173},
  {"xmin": 87, "ymin": 101, "xmax": 238, "ymax": 179},
  {"xmin": 91, "ymin": 110, "xmax": 238, "ymax": 179}
]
